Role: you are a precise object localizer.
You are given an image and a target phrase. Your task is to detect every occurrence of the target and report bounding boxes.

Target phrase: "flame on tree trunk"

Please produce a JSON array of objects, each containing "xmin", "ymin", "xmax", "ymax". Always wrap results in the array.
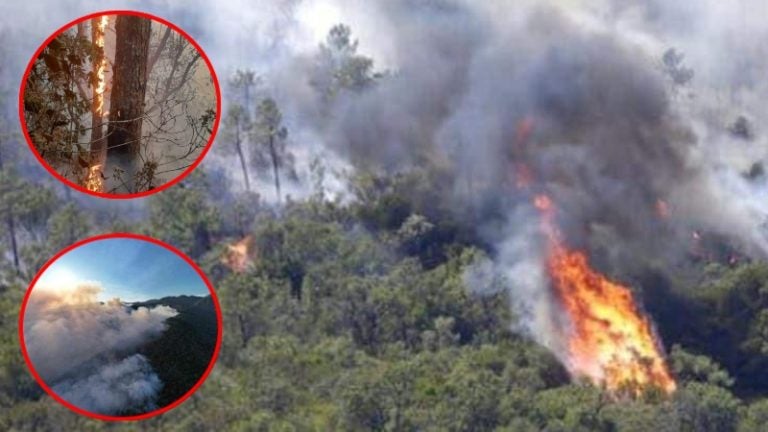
[
  {"xmin": 106, "ymin": 15, "xmax": 151, "ymax": 192},
  {"xmin": 85, "ymin": 16, "xmax": 109, "ymax": 192}
]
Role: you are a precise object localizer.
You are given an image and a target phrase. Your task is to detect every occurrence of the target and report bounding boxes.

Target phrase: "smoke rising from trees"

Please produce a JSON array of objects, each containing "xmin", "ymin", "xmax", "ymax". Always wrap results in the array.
[
  {"xmin": 23, "ymin": 282, "xmax": 177, "ymax": 414},
  {"xmin": 51, "ymin": 354, "xmax": 162, "ymax": 415}
]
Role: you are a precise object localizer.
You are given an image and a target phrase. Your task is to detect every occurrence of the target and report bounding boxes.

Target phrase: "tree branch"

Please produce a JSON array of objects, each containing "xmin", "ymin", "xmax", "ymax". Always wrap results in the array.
[{"xmin": 147, "ymin": 26, "xmax": 172, "ymax": 75}]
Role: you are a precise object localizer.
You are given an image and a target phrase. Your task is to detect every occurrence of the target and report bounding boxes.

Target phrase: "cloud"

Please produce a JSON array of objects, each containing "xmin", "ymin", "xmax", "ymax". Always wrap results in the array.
[{"xmin": 51, "ymin": 354, "xmax": 162, "ymax": 415}]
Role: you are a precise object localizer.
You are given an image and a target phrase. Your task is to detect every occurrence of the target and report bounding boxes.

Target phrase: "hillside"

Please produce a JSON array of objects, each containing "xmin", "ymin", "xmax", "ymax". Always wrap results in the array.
[{"xmin": 131, "ymin": 295, "xmax": 217, "ymax": 409}]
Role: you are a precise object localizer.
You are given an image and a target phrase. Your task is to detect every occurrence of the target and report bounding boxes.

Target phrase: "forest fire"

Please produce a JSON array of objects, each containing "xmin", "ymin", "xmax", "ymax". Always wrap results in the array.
[
  {"xmin": 534, "ymin": 193, "xmax": 677, "ymax": 395},
  {"xmin": 24, "ymin": 12, "xmax": 217, "ymax": 195},
  {"xmin": 84, "ymin": 163, "xmax": 104, "ymax": 193},
  {"xmin": 513, "ymin": 115, "xmax": 675, "ymax": 395},
  {"xmin": 93, "ymin": 16, "xmax": 108, "ymax": 114},
  {"xmin": 84, "ymin": 164, "xmax": 103, "ymax": 192},
  {"xmin": 222, "ymin": 235, "xmax": 254, "ymax": 273},
  {"xmin": 84, "ymin": 15, "xmax": 109, "ymax": 193}
]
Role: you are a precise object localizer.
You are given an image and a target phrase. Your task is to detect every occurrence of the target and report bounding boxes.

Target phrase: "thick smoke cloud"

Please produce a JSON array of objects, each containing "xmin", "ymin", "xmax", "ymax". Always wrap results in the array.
[
  {"xmin": 260, "ymin": 0, "xmax": 766, "ymax": 365},
  {"xmin": 52, "ymin": 354, "xmax": 162, "ymax": 415},
  {"xmin": 24, "ymin": 282, "xmax": 176, "ymax": 414},
  {"xmin": 2, "ymin": 0, "xmax": 767, "ymax": 370},
  {"xmin": 308, "ymin": 1, "xmax": 766, "ymax": 261}
]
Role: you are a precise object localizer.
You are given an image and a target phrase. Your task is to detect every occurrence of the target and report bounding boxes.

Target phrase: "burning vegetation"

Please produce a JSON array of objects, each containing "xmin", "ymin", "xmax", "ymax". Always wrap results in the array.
[
  {"xmin": 22, "ymin": 13, "xmax": 217, "ymax": 195},
  {"xmin": 221, "ymin": 235, "xmax": 255, "ymax": 273},
  {"xmin": 535, "ymin": 194, "xmax": 676, "ymax": 395},
  {"xmin": 5, "ymin": 0, "xmax": 768, "ymax": 429}
]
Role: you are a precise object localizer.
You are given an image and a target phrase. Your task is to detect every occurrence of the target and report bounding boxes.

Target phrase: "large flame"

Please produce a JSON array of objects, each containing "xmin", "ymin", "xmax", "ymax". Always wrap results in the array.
[
  {"xmin": 534, "ymin": 193, "xmax": 677, "ymax": 394},
  {"xmin": 94, "ymin": 16, "xmax": 108, "ymax": 115},
  {"xmin": 85, "ymin": 15, "xmax": 109, "ymax": 193}
]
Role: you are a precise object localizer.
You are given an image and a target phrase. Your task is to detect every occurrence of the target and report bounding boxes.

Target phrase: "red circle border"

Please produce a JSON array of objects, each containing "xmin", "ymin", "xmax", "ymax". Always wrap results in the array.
[
  {"xmin": 17, "ymin": 232, "xmax": 224, "ymax": 421},
  {"xmin": 18, "ymin": 10, "xmax": 222, "ymax": 199}
]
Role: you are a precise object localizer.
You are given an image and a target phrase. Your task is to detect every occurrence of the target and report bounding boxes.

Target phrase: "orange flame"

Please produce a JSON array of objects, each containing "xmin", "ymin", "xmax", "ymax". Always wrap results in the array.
[
  {"xmin": 84, "ymin": 164, "xmax": 104, "ymax": 192},
  {"xmin": 534, "ymin": 194, "xmax": 676, "ymax": 394},
  {"xmin": 94, "ymin": 16, "xmax": 109, "ymax": 115},
  {"xmin": 222, "ymin": 235, "xmax": 254, "ymax": 273}
]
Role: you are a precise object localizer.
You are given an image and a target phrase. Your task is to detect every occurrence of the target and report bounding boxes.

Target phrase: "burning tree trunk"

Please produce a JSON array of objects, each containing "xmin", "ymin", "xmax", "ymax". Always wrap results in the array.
[
  {"xmin": 106, "ymin": 16, "xmax": 151, "ymax": 192},
  {"xmin": 85, "ymin": 16, "xmax": 109, "ymax": 192}
]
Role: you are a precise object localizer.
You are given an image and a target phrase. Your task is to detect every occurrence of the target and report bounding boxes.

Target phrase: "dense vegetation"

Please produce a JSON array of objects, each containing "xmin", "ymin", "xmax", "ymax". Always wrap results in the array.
[
  {"xmin": 1, "ymin": 21, "xmax": 767, "ymax": 432},
  {"xmin": 132, "ymin": 295, "xmax": 218, "ymax": 409},
  {"xmin": 0, "ymin": 161, "xmax": 767, "ymax": 430}
]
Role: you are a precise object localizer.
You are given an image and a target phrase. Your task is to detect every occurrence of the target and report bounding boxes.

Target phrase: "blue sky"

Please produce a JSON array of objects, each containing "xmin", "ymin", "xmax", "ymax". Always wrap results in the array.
[{"xmin": 36, "ymin": 238, "xmax": 210, "ymax": 302}]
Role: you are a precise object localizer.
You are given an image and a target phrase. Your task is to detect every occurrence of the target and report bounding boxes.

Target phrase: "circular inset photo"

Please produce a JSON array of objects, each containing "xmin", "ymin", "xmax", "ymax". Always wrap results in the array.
[
  {"xmin": 20, "ymin": 11, "xmax": 220, "ymax": 197},
  {"xmin": 19, "ymin": 233, "xmax": 222, "ymax": 420}
]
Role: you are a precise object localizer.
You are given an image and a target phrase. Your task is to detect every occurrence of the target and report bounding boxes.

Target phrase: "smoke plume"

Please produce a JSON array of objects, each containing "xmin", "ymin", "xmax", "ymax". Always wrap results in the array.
[
  {"xmin": 51, "ymin": 354, "xmax": 162, "ymax": 415},
  {"xmin": 3, "ymin": 0, "xmax": 767, "ymax": 382},
  {"xmin": 24, "ymin": 282, "xmax": 176, "ymax": 414}
]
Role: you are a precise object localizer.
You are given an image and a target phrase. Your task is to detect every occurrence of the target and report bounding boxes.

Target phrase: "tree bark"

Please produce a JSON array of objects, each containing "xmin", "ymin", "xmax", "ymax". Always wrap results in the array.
[
  {"xmin": 89, "ymin": 18, "xmax": 107, "ymax": 183},
  {"xmin": 7, "ymin": 214, "xmax": 20, "ymax": 275},
  {"xmin": 106, "ymin": 16, "xmax": 151, "ymax": 192},
  {"xmin": 235, "ymin": 120, "xmax": 251, "ymax": 191},
  {"xmin": 0, "ymin": 141, "xmax": 20, "ymax": 275},
  {"xmin": 269, "ymin": 135, "xmax": 281, "ymax": 202},
  {"xmin": 147, "ymin": 26, "xmax": 171, "ymax": 75}
]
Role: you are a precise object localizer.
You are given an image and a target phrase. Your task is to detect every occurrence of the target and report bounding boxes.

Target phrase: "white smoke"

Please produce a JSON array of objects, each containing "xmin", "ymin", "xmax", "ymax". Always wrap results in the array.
[
  {"xmin": 23, "ymin": 281, "xmax": 176, "ymax": 414},
  {"xmin": 52, "ymin": 354, "xmax": 162, "ymax": 415},
  {"xmin": 2, "ymin": 0, "xmax": 767, "ymax": 356}
]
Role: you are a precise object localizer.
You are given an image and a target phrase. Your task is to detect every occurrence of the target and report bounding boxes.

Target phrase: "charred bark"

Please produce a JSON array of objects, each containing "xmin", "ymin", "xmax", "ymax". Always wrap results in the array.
[{"xmin": 106, "ymin": 16, "xmax": 151, "ymax": 192}]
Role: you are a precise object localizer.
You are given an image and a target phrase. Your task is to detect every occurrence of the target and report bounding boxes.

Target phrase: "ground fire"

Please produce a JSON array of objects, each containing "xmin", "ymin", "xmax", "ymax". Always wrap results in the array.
[{"xmin": 534, "ymin": 194, "xmax": 677, "ymax": 394}]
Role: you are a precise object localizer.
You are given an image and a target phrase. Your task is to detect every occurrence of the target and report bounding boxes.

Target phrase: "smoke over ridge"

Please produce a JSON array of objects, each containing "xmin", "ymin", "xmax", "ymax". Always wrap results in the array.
[{"xmin": 24, "ymin": 282, "xmax": 176, "ymax": 414}]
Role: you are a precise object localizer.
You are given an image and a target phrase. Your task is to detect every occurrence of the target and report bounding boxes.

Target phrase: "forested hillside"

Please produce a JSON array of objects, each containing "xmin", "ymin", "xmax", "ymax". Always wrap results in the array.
[
  {"xmin": 0, "ymin": 163, "xmax": 767, "ymax": 430},
  {"xmin": 1, "ymin": 0, "xmax": 768, "ymax": 430},
  {"xmin": 132, "ymin": 295, "xmax": 218, "ymax": 410}
]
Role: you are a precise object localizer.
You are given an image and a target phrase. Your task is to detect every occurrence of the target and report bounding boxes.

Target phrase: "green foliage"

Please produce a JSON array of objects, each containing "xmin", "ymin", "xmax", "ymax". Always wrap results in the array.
[
  {"xmin": 310, "ymin": 24, "xmax": 379, "ymax": 105},
  {"xmin": 23, "ymin": 29, "xmax": 92, "ymax": 166},
  {"xmin": 145, "ymin": 172, "xmax": 221, "ymax": 258},
  {"xmin": 250, "ymin": 97, "xmax": 296, "ymax": 201},
  {"xmin": 669, "ymin": 344, "xmax": 734, "ymax": 387},
  {"xmin": 674, "ymin": 382, "xmax": 741, "ymax": 432},
  {"xmin": 673, "ymin": 264, "xmax": 768, "ymax": 394},
  {"xmin": 3, "ymin": 50, "xmax": 768, "ymax": 429},
  {"xmin": 739, "ymin": 399, "xmax": 768, "ymax": 432},
  {"xmin": 47, "ymin": 203, "xmax": 91, "ymax": 251}
]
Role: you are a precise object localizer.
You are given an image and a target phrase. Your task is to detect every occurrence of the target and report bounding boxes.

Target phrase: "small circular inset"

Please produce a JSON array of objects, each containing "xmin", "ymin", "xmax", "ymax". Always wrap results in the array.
[
  {"xmin": 19, "ymin": 233, "xmax": 222, "ymax": 421},
  {"xmin": 20, "ymin": 10, "xmax": 221, "ymax": 198}
]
